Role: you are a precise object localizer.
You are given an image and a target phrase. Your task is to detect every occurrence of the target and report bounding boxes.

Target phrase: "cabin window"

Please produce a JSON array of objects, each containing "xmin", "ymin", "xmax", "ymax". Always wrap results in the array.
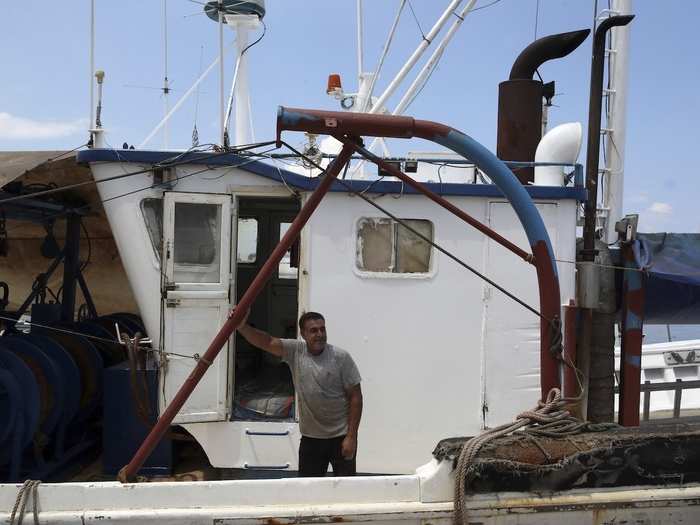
[
  {"xmin": 356, "ymin": 218, "xmax": 433, "ymax": 274},
  {"xmin": 237, "ymin": 218, "xmax": 258, "ymax": 263},
  {"xmin": 278, "ymin": 222, "xmax": 298, "ymax": 279},
  {"xmin": 141, "ymin": 198, "xmax": 163, "ymax": 260},
  {"xmin": 172, "ymin": 202, "xmax": 222, "ymax": 282}
]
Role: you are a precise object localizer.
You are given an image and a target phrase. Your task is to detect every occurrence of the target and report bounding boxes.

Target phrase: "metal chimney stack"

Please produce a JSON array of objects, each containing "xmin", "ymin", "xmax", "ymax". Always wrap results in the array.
[{"xmin": 497, "ymin": 29, "xmax": 590, "ymax": 184}]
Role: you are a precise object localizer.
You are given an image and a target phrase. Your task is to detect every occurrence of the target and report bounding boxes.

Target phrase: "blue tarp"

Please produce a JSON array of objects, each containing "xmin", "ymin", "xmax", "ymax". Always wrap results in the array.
[{"xmin": 635, "ymin": 233, "xmax": 700, "ymax": 324}]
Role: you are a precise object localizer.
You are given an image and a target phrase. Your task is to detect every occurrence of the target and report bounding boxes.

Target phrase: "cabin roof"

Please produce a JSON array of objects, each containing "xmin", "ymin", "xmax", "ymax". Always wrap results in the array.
[{"xmin": 77, "ymin": 149, "xmax": 587, "ymax": 201}]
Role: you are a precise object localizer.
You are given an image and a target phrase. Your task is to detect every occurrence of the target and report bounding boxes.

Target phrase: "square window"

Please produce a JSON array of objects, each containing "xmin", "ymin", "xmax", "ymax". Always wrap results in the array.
[
  {"xmin": 237, "ymin": 218, "xmax": 258, "ymax": 263},
  {"xmin": 356, "ymin": 218, "xmax": 432, "ymax": 274}
]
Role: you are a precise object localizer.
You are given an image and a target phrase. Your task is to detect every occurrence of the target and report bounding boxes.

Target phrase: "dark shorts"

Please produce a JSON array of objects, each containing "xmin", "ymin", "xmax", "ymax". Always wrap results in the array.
[{"xmin": 298, "ymin": 435, "xmax": 356, "ymax": 477}]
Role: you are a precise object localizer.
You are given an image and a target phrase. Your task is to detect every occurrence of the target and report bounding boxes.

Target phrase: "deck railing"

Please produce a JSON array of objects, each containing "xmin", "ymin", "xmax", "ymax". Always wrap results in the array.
[{"xmin": 615, "ymin": 379, "xmax": 700, "ymax": 421}]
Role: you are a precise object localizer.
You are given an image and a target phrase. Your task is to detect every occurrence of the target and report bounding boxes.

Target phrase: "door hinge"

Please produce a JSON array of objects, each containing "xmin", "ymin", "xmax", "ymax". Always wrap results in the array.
[
  {"xmin": 166, "ymin": 298, "xmax": 180, "ymax": 308},
  {"xmin": 164, "ymin": 282, "xmax": 178, "ymax": 291}
]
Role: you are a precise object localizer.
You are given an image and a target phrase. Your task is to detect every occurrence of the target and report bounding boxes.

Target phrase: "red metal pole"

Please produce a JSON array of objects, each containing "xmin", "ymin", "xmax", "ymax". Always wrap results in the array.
[
  {"xmin": 618, "ymin": 243, "xmax": 645, "ymax": 426},
  {"xmin": 119, "ymin": 144, "xmax": 356, "ymax": 482},
  {"xmin": 341, "ymin": 139, "xmax": 535, "ymax": 265}
]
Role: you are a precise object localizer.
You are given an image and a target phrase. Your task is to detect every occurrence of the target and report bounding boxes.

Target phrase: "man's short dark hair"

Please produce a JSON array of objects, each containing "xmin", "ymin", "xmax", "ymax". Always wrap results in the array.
[{"xmin": 299, "ymin": 311, "xmax": 325, "ymax": 331}]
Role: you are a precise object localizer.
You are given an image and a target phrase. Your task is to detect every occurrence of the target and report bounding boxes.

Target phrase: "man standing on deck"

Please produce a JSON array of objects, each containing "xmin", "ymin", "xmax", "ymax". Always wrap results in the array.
[{"xmin": 237, "ymin": 311, "xmax": 363, "ymax": 477}]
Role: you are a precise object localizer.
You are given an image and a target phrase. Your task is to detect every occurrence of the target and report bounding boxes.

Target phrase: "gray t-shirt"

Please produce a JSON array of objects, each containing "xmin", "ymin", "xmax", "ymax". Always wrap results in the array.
[{"xmin": 280, "ymin": 340, "xmax": 361, "ymax": 439}]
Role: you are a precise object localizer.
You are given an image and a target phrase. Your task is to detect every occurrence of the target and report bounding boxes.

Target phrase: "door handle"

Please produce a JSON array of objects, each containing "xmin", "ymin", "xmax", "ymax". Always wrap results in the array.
[
  {"xmin": 245, "ymin": 429, "xmax": 291, "ymax": 436},
  {"xmin": 243, "ymin": 463, "xmax": 290, "ymax": 470}
]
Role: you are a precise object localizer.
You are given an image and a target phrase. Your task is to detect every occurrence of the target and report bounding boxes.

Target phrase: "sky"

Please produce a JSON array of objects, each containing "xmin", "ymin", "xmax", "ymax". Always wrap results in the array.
[{"xmin": 1, "ymin": 0, "xmax": 699, "ymax": 234}]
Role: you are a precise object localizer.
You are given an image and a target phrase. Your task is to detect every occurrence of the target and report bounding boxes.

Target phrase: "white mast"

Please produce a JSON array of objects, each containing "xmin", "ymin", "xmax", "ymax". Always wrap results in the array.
[
  {"xmin": 356, "ymin": 0, "xmax": 364, "ymax": 81},
  {"xmin": 231, "ymin": 17, "xmax": 258, "ymax": 146},
  {"xmin": 602, "ymin": 0, "xmax": 633, "ymax": 242},
  {"xmin": 218, "ymin": 1, "xmax": 226, "ymax": 146},
  {"xmin": 89, "ymin": 0, "xmax": 95, "ymax": 131}
]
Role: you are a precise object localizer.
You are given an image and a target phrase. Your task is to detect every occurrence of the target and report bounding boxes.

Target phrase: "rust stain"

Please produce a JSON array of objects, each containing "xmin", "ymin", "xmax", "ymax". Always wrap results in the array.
[{"xmin": 331, "ymin": 517, "xmax": 345, "ymax": 522}]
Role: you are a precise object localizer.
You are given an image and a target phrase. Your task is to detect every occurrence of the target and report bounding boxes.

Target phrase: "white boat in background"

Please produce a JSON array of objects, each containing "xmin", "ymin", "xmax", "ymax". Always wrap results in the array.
[{"xmin": 616, "ymin": 338, "xmax": 700, "ymax": 419}]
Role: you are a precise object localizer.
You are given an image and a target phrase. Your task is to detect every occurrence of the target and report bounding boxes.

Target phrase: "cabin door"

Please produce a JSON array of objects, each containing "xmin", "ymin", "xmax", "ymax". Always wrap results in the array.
[
  {"xmin": 482, "ymin": 201, "xmax": 558, "ymax": 428},
  {"xmin": 160, "ymin": 191, "xmax": 234, "ymax": 423}
]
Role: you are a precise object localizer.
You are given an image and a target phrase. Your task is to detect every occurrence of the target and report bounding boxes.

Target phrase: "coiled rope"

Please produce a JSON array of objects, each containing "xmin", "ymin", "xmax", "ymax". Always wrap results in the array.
[
  {"xmin": 9, "ymin": 479, "xmax": 41, "ymax": 525},
  {"xmin": 453, "ymin": 389, "xmax": 616, "ymax": 525}
]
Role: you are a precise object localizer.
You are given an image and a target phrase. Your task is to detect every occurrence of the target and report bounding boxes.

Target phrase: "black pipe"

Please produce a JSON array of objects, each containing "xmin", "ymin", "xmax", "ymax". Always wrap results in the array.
[
  {"xmin": 497, "ymin": 29, "xmax": 590, "ymax": 184},
  {"xmin": 510, "ymin": 29, "xmax": 590, "ymax": 80},
  {"xmin": 61, "ymin": 213, "xmax": 81, "ymax": 322},
  {"xmin": 582, "ymin": 15, "xmax": 634, "ymax": 261}
]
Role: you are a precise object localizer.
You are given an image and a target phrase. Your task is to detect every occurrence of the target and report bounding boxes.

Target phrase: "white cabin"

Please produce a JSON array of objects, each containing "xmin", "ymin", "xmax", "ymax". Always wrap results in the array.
[{"xmin": 79, "ymin": 147, "xmax": 584, "ymax": 474}]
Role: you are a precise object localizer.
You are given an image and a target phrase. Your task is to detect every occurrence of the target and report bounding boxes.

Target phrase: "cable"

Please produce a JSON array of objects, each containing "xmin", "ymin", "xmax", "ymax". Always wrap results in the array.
[
  {"xmin": 406, "ymin": 0, "xmax": 427, "ymax": 40},
  {"xmin": 240, "ymin": 18, "xmax": 266, "ymax": 57},
  {"xmin": 281, "ymin": 140, "xmax": 549, "ymax": 323},
  {"xmin": 0, "ymin": 141, "xmax": 278, "ymax": 239},
  {"xmin": 0, "ymin": 313, "xmax": 197, "ymax": 361},
  {"xmin": 0, "ymin": 140, "xmax": 277, "ymax": 206},
  {"xmin": 471, "ymin": 0, "xmax": 503, "ymax": 13}
]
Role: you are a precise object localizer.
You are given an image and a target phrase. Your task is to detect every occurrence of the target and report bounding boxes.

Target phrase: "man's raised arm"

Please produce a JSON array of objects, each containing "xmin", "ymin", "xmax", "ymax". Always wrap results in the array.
[{"xmin": 237, "ymin": 312, "xmax": 284, "ymax": 357}]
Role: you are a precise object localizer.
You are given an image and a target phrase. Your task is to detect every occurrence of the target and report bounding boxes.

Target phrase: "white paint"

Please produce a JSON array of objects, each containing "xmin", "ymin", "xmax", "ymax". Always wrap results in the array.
[
  {"xmin": 225, "ymin": 14, "xmax": 261, "ymax": 146},
  {"xmin": 534, "ymin": 122, "xmax": 583, "ymax": 187},
  {"xmin": 482, "ymin": 201, "xmax": 576, "ymax": 428},
  {"xmin": 88, "ymin": 159, "xmax": 579, "ymax": 474},
  {"xmin": 161, "ymin": 191, "xmax": 233, "ymax": 422},
  {"xmin": 2, "ymin": 468, "xmax": 699, "ymax": 524}
]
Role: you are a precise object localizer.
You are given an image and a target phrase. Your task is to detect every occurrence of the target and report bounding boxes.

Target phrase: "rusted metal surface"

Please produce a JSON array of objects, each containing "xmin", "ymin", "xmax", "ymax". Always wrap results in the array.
[
  {"xmin": 531, "ymin": 241, "xmax": 563, "ymax": 396},
  {"xmin": 496, "ymin": 80, "xmax": 542, "ymax": 184},
  {"xmin": 120, "ymin": 144, "xmax": 357, "ymax": 481},
  {"xmin": 618, "ymin": 242, "xmax": 645, "ymax": 427},
  {"xmin": 276, "ymin": 107, "xmax": 417, "ymax": 144},
  {"xmin": 497, "ymin": 29, "xmax": 589, "ymax": 184},
  {"xmin": 508, "ymin": 29, "xmax": 590, "ymax": 80},
  {"xmin": 341, "ymin": 138, "xmax": 535, "ymax": 265}
]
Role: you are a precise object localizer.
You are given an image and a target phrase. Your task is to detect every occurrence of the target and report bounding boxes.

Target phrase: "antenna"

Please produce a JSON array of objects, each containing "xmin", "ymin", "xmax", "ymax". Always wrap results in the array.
[
  {"xmin": 89, "ymin": 0, "xmax": 95, "ymax": 130},
  {"xmin": 162, "ymin": 0, "xmax": 170, "ymax": 148},
  {"xmin": 356, "ymin": 0, "xmax": 364, "ymax": 82}
]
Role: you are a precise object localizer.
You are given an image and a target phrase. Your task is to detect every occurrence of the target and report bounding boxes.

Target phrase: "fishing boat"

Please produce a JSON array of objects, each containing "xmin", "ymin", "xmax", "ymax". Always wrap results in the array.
[{"xmin": 3, "ymin": 0, "xmax": 700, "ymax": 523}]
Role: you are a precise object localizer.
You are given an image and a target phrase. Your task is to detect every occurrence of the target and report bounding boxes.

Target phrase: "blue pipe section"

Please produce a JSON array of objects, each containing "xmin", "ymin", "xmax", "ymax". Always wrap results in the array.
[{"xmin": 432, "ymin": 129, "xmax": 558, "ymax": 277}]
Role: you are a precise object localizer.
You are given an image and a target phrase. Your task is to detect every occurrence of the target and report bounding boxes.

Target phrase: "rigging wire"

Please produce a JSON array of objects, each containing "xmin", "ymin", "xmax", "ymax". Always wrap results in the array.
[
  {"xmin": 0, "ymin": 141, "xmax": 278, "ymax": 239},
  {"xmin": 0, "ymin": 140, "xmax": 277, "ymax": 207},
  {"xmin": 0, "ymin": 314, "xmax": 197, "ymax": 361},
  {"xmin": 362, "ymin": 0, "xmax": 407, "ymax": 113},
  {"xmin": 192, "ymin": 45, "xmax": 205, "ymax": 147},
  {"xmin": 280, "ymin": 139, "xmax": 550, "ymax": 324},
  {"xmin": 471, "ymin": 0, "xmax": 503, "ymax": 13},
  {"xmin": 406, "ymin": 0, "xmax": 427, "ymax": 40}
]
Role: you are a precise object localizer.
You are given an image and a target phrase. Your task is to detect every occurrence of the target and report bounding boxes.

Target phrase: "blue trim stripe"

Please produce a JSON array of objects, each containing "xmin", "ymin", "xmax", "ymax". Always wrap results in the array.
[{"xmin": 76, "ymin": 149, "xmax": 586, "ymax": 201}]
